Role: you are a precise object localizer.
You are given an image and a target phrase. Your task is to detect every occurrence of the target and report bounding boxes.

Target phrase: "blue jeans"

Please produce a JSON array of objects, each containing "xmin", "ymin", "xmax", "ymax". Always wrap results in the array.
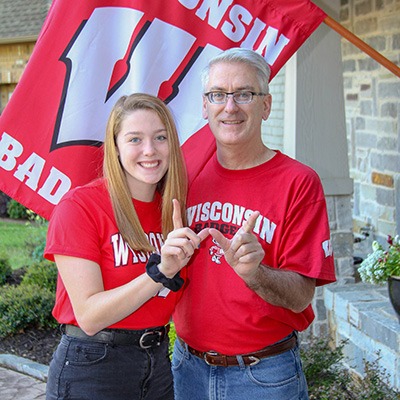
[
  {"xmin": 172, "ymin": 334, "xmax": 309, "ymax": 400},
  {"xmin": 46, "ymin": 334, "xmax": 174, "ymax": 400}
]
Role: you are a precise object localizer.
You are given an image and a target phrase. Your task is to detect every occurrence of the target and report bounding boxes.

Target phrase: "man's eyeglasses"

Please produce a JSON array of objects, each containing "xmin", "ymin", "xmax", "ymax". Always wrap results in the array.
[{"xmin": 204, "ymin": 91, "xmax": 266, "ymax": 105}]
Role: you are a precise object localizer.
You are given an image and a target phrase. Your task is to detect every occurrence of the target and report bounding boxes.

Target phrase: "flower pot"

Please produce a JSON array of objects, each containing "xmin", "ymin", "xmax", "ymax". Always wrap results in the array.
[{"xmin": 388, "ymin": 276, "xmax": 400, "ymax": 323}]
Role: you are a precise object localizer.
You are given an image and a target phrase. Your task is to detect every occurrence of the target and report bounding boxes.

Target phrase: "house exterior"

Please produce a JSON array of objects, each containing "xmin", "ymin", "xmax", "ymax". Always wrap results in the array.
[{"xmin": 0, "ymin": 0, "xmax": 51, "ymax": 113}]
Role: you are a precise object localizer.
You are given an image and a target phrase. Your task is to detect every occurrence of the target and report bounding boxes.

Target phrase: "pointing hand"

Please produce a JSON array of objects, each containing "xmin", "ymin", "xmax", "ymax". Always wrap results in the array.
[
  {"xmin": 159, "ymin": 199, "xmax": 209, "ymax": 277},
  {"xmin": 209, "ymin": 211, "xmax": 265, "ymax": 280}
]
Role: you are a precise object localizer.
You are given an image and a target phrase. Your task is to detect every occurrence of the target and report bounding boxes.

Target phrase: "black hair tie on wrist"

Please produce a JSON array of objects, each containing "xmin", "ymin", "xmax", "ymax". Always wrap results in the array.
[{"xmin": 145, "ymin": 253, "xmax": 184, "ymax": 292}]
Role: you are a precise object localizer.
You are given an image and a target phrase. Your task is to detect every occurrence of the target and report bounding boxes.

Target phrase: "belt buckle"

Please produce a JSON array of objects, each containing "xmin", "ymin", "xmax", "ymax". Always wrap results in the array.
[
  {"xmin": 139, "ymin": 330, "xmax": 163, "ymax": 349},
  {"xmin": 248, "ymin": 356, "xmax": 260, "ymax": 366},
  {"xmin": 203, "ymin": 351, "xmax": 219, "ymax": 366}
]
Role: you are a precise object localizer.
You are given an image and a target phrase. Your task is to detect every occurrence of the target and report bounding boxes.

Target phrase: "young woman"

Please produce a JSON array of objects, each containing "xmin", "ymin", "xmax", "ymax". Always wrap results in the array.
[{"xmin": 44, "ymin": 93, "xmax": 206, "ymax": 400}]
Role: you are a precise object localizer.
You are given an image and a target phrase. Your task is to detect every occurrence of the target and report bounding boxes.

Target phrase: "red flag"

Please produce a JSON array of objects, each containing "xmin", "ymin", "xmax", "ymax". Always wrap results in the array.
[{"xmin": 0, "ymin": 0, "xmax": 326, "ymax": 219}]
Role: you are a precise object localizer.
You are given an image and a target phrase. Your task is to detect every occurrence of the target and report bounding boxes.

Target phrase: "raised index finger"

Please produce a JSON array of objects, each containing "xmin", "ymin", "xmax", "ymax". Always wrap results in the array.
[
  {"xmin": 172, "ymin": 198, "xmax": 184, "ymax": 230},
  {"xmin": 242, "ymin": 211, "xmax": 260, "ymax": 234}
]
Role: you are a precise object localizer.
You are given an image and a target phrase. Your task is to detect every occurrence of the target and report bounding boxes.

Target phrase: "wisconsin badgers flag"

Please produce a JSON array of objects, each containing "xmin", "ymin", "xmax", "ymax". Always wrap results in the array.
[{"xmin": 0, "ymin": 0, "xmax": 326, "ymax": 219}]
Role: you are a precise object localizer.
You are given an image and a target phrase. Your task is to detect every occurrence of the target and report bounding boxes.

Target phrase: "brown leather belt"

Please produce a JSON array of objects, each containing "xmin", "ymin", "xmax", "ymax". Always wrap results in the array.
[{"xmin": 179, "ymin": 333, "xmax": 297, "ymax": 367}]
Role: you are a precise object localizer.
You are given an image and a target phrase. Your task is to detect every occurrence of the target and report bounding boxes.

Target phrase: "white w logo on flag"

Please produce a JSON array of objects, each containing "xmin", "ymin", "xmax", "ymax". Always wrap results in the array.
[{"xmin": 55, "ymin": 8, "xmax": 215, "ymax": 148}]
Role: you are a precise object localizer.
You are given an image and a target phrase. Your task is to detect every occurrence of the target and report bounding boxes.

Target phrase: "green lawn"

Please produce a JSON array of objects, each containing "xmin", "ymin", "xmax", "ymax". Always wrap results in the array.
[{"xmin": 0, "ymin": 220, "xmax": 48, "ymax": 269}]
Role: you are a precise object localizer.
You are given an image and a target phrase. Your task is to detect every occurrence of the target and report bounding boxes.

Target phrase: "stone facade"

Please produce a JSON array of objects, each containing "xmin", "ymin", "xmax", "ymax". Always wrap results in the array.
[
  {"xmin": 327, "ymin": 1, "xmax": 400, "ymax": 391},
  {"xmin": 325, "ymin": 283, "xmax": 400, "ymax": 389},
  {"xmin": 340, "ymin": 0, "xmax": 400, "ymax": 253},
  {"xmin": 305, "ymin": 194, "xmax": 355, "ymax": 339}
]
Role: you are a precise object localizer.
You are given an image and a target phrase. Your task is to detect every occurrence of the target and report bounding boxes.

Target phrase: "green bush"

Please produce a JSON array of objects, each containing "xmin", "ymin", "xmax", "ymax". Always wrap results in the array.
[
  {"xmin": 30, "ymin": 237, "xmax": 47, "ymax": 263},
  {"xmin": 0, "ymin": 284, "xmax": 57, "ymax": 338},
  {"xmin": 168, "ymin": 322, "xmax": 177, "ymax": 357},
  {"xmin": 25, "ymin": 209, "xmax": 46, "ymax": 224},
  {"xmin": 303, "ymin": 337, "xmax": 349, "ymax": 398},
  {"xmin": 0, "ymin": 253, "xmax": 12, "ymax": 285},
  {"xmin": 6, "ymin": 200, "xmax": 29, "ymax": 220},
  {"xmin": 21, "ymin": 219, "xmax": 48, "ymax": 263},
  {"xmin": 357, "ymin": 356, "xmax": 400, "ymax": 400},
  {"xmin": 21, "ymin": 260, "xmax": 57, "ymax": 292},
  {"xmin": 302, "ymin": 337, "xmax": 400, "ymax": 399}
]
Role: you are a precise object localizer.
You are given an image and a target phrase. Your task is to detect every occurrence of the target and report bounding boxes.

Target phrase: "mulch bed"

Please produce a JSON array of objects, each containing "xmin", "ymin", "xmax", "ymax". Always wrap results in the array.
[{"xmin": 0, "ymin": 326, "xmax": 60, "ymax": 365}]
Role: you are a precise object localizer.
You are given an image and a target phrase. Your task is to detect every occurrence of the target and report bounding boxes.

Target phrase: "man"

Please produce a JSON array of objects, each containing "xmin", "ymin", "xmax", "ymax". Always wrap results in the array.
[{"xmin": 172, "ymin": 48, "xmax": 336, "ymax": 400}]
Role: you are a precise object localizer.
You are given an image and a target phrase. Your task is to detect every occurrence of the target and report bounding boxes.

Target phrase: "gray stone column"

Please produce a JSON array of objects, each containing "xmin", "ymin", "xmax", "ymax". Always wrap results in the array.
[{"xmin": 284, "ymin": 0, "xmax": 354, "ymax": 337}]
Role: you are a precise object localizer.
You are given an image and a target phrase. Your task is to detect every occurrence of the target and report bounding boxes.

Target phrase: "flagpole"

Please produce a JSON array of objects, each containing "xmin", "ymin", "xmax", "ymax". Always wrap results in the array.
[{"xmin": 324, "ymin": 15, "xmax": 400, "ymax": 78}]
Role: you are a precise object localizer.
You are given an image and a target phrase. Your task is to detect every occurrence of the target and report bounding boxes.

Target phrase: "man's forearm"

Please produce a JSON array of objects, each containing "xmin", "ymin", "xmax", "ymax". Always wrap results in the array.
[{"xmin": 245, "ymin": 264, "xmax": 316, "ymax": 313}]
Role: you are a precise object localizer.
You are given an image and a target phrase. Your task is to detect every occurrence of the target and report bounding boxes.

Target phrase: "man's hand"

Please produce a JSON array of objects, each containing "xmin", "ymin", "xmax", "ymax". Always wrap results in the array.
[
  {"xmin": 209, "ymin": 210, "xmax": 315, "ymax": 312},
  {"xmin": 209, "ymin": 211, "xmax": 264, "ymax": 281}
]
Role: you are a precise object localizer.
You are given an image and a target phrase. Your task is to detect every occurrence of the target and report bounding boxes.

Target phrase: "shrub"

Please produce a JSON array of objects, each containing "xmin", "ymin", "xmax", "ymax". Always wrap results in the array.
[
  {"xmin": 0, "ymin": 284, "xmax": 57, "ymax": 338},
  {"xmin": 21, "ymin": 260, "xmax": 57, "ymax": 292},
  {"xmin": 30, "ymin": 237, "xmax": 47, "ymax": 263},
  {"xmin": 21, "ymin": 219, "xmax": 48, "ymax": 263},
  {"xmin": 168, "ymin": 323, "xmax": 177, "ymax": 357},
  {"xmin": 6, "ymin": 200, "xmax": 29, "ymax": 220},
  {"xmin": 24, "ymin": 216, "xmax": 48, "ymax": 263},
  {"xmin": 26, "ymin": 209, "xmax": 46, "ymax": 224},
  {"xmin": 356, "ymin": 356, "xmax": 400, "ymax": 400},
  {"xmin": 302, "ymin": 337, "xmax": 400, "ymax": 399},
  {"xmin": 302, "ymin": 338, "xmax": 351, "ymax": 399},
  {"xmin": 0, "ymin": 254, "xmax": 12, "ymax": 285},
  {"xmin": 6, "ymin": 200, "xmax": 44, "ymax": 221}
]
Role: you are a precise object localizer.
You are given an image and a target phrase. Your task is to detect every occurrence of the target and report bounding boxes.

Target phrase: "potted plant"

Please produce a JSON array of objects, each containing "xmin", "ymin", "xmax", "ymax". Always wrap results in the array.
[{"xmin": 358, "ymin": 235, "xmax": 400, "ymax": 321}]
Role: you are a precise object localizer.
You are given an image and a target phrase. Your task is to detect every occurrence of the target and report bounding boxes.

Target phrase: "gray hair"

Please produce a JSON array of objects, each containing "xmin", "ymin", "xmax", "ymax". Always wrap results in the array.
[{"xmin": 201, "ymin": 48, "xmax": 271, "ymax": 94}]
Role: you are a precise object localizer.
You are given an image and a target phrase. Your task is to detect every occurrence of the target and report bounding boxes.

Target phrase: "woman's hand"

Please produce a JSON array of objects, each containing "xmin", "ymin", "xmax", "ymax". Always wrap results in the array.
[{"xmin": 159, "ymin": 199, "xmax": 209, "ymax": 278}]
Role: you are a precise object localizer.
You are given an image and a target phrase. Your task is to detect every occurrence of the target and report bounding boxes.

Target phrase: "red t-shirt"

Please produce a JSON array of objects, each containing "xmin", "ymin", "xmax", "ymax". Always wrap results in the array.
[
  {"xmin": 45, "ymin": 178, "xmax": 181, "ymax": 329},
  {"xmin": 173, "ymin": 151, "xmax": 336, "ymax": 355}
]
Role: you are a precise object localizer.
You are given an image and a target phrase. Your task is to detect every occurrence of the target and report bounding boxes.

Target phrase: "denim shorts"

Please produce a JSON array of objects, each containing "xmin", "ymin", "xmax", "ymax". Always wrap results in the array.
[
  {"xmin": 172, "ymin": 334, "xmax": 309, "ymax": 400},
  {"xmin": 46, "ymin": 334, "xmax": 174, "ymax": 400}
]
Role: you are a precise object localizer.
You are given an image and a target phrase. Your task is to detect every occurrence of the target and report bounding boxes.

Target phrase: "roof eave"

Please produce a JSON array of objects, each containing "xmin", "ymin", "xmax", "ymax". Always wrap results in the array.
[{"xmin": 0, "ymin": 35, "xmax": 38, "ymax": 45}]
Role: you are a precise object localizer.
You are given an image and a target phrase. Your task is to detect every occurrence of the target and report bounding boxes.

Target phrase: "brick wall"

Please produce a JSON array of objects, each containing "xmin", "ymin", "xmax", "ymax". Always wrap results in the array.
[{"xmin": 262, "ymin": 65, "xmax": 285, "ymax": 152}]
